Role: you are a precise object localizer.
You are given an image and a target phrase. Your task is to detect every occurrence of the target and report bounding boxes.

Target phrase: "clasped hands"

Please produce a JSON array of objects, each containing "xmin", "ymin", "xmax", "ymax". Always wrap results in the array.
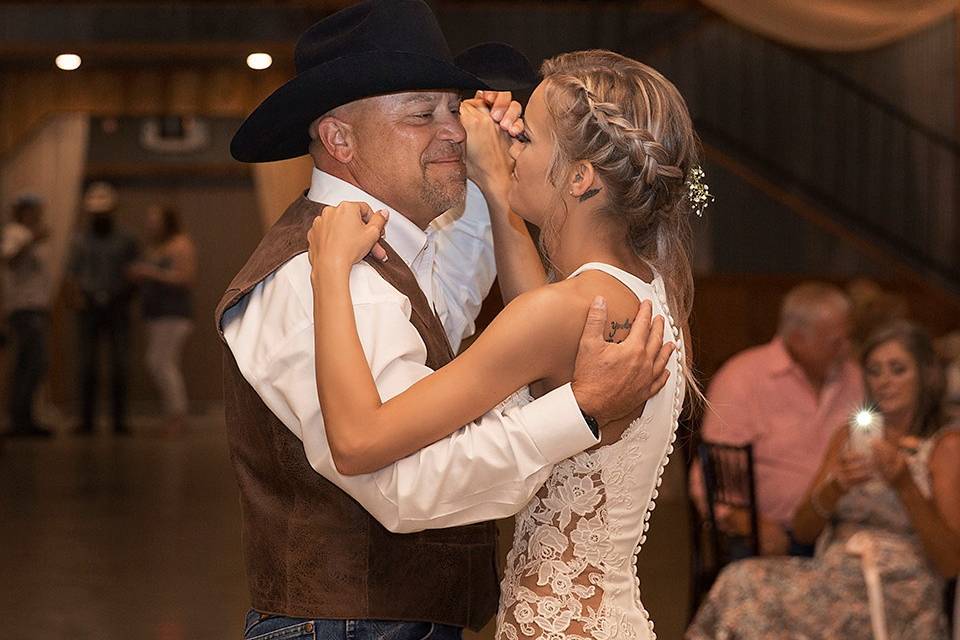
[{"xmin": 832, "ymin": 438, "xmax": 912, "ymax": 493}]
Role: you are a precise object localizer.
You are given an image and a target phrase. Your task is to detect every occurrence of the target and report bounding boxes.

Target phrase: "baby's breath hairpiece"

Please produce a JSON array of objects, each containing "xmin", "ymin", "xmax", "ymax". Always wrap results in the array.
[{"xmin": 685, "ymin": 165, "xmax": 714, "ymax": 217}]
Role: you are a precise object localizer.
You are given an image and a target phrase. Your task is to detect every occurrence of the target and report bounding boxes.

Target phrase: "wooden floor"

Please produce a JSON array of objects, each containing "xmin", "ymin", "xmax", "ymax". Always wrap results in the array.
[{"xmin": 1, "ymin": 415, "xmax": 692, "ymax": 640}]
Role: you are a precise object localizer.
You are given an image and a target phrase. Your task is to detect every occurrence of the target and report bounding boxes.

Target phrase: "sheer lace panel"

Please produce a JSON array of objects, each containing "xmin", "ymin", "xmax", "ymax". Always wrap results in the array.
[{"xmin": 498, "ymin": 452, "xmax": 610, "ymax": 640}]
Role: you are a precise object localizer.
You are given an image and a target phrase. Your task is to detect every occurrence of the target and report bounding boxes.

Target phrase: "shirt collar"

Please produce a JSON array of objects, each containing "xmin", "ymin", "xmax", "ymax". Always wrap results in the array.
[
  {"xmin": 306, "ymin": 168, "xmax": 428, "ymax": 268},
  {"xmin": 768, "ymin": 336, "xmax": 843, "ymax": 383},
  {"xmin": 768, "ymin": 337, "xmax": 799, "ymax": 376}
]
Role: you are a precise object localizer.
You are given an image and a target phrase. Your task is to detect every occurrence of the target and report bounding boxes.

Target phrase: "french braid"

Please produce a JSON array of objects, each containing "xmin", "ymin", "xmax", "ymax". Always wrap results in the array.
[{"xmin": 540, "ymin": 50, "xmax": 702, "ymax": 398}]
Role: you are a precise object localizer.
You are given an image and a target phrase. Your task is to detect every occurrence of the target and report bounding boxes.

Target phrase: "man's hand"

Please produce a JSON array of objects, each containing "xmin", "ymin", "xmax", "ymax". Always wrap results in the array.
[{"xmin": 570, "ymin": 296, "xmax": 675, "ymax": 425}]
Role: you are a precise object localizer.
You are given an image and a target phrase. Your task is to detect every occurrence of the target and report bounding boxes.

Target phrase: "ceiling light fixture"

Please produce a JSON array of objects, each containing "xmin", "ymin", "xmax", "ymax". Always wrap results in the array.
[
  {"xmin": 55, "ymin": 53, "xmax": 82, "ymax": 71},
  {"xmin": 246, "ymin": 53, "xmax": 272, "ymax": 70}
]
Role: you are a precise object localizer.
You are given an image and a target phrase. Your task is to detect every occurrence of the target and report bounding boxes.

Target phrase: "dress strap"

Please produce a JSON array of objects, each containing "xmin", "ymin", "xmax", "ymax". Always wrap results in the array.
[{"xmin": 567, "ymin": 262, "xmax": 656, "ymax": 306}]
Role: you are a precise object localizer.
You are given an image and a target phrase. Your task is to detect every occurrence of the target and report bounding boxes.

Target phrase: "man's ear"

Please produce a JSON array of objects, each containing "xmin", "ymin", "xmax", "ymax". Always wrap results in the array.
[
  {"xmin": 569, "ymin": 161, "xmax": 600, "ymax": 200},
  {"xmin": 313, "ymin": 116, "xmax": 356, "ymax": 164}
]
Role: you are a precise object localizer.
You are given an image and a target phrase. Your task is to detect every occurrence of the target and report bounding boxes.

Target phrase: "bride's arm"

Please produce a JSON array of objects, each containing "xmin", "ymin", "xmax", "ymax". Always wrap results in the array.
[
  {"xmin": 312, "ymin": 222, "xmax": 582, "ymax": 475},
  {"xmin": 461, "ymin": 98, "xmax": 546, "ymax": 303}
]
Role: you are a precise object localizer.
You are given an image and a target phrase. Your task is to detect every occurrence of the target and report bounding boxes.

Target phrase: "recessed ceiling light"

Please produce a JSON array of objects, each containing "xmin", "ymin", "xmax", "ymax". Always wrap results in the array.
[
  {"xmin": 246, "ymin": 53, "xmax": 272, "ymax": 70},
  {"xmin": 55, "ymin": 53, "xmax": 82, "ymax": 71}
]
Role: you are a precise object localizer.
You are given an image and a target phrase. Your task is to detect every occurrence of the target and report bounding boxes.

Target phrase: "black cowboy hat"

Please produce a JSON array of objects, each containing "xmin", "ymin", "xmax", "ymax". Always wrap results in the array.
[{"xmin": 230, "ymin": 0, "xmax": 538, "ymax": 163}]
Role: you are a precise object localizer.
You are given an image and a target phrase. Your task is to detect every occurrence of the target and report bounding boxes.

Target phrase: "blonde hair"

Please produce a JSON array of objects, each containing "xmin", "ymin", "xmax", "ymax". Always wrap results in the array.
[{"xmin": 539, "ymin": 50, "xmax": 701, "ymax": 396}]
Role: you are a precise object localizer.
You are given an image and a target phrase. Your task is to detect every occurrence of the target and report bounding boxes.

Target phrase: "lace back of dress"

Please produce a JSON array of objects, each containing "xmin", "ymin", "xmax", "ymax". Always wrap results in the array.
[{"xmin": 497, "ymin": 263, "xmax": 687, "ymax": 640}]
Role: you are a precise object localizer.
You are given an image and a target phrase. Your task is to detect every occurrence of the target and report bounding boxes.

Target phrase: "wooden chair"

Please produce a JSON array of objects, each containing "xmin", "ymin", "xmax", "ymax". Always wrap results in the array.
[
  {"xmin": 691, "ymin": 441, "xmax": 760, "ymax": 607},
  {"xmin": 947, "ymin": 576, "xmax": 957, "ymax": 640}
]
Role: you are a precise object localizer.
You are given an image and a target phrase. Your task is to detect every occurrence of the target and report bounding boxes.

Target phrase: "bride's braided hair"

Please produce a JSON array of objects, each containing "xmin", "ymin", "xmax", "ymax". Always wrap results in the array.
[{"xmin": 540, "ymin": 50, "xmax": 699, "ymax": 346}]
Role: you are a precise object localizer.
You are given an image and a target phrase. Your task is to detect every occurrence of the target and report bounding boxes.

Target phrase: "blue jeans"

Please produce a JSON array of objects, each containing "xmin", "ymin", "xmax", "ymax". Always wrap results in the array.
[{"xmin": 242, "ymin": 611, "xmax": 464, "ymax": 640}]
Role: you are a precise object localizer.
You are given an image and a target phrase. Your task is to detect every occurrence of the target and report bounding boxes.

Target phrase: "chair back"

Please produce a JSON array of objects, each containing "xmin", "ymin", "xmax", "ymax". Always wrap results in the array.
[
  {"xmin": 948, "ymin": 576, "xmax": 957, "ymax": 640},
  {"xmin": 698, "ymin": 440, "xmax": 760, "ymax": 563}
]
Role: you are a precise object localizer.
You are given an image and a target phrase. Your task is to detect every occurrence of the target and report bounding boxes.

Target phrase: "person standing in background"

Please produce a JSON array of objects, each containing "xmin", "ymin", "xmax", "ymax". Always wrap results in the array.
[
  {"xmin": 2, "ymin": 195, "xmax": 52, "ymax": 438},
  {"xmin": 129, "ymin": 205, "xmax": 196, "ymax": 435},
  {"xmin": 67, "ymin": 182, "xmax": 139, "ymax": 435}
]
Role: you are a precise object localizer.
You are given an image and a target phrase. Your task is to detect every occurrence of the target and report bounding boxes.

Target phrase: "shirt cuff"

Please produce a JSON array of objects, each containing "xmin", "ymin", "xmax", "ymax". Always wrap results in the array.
[{"xmin": 518, "ymin": 383, "xmax": 599, "ymax": 464}]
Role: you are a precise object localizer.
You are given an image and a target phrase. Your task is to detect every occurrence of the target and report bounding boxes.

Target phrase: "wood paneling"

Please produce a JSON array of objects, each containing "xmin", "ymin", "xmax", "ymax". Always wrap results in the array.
[{"xmin": 0, "ymin": 66, "xmax": 291, "ymax": 158}]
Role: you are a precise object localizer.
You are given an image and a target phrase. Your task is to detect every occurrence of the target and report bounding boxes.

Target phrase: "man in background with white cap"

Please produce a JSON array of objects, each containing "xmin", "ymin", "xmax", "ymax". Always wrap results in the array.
[
  {"xmin": 2, "ymin": 195, "xmax": 52, "ymax": 438},
  {"xmin": 67, "ymin": 181, "xmax": 139, "ymax": 435}
]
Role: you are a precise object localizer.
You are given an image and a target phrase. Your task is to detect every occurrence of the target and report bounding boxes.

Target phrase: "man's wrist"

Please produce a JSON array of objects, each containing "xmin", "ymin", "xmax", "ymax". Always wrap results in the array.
[
  {"xmin": 570, "ymin": 382, "xmax": 596, "ymax": 419},
  {"xmin": 580, "ymin": 410, "xmax": 600, "ymax": 439},
  {"xmin": 571, "ymin": 381, "xmax": 604, "ymax": 435}
]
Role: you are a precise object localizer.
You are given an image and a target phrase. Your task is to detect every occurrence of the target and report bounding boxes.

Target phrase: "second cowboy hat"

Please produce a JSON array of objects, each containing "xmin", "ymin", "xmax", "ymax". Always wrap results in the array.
[{"xmin": 230, "ymin": 0, "xmax": 537, "ymax": 163}]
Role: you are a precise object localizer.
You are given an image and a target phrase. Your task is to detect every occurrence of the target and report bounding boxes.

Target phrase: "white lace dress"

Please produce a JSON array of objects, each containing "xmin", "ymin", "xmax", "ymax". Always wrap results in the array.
[{"xmin": 496, "ymin": 263, "xmax": 686, "ymax": 640}]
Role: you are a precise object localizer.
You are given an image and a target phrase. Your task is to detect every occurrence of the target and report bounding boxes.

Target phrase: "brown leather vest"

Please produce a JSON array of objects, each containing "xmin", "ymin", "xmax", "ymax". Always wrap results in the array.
[{"xmin": 214, "ymin": 197, "xmax": 499, "ymax": 629}]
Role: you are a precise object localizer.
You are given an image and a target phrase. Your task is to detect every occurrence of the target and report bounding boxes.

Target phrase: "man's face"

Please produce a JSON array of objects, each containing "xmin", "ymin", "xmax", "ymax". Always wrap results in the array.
[
  {"xmin": 790, "ymin": 304, "xmax": 852, "ymax": 380},
  {"xmin": 347, "ymin": 91, "xmax": 466, "ymax": 226}
]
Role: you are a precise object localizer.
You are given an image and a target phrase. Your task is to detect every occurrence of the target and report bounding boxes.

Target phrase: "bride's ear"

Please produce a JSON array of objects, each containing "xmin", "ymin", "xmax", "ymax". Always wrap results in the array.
[{"xmin": 568, "ymin": 161, "xmax": 600, "ymax": 201}]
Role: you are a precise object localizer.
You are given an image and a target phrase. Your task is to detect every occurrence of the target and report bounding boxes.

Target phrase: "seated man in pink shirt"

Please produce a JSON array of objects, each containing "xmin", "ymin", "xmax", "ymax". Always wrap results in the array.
[{"xmin": 691, "ymin": 282, "xmax": 864, "ymax": 555}]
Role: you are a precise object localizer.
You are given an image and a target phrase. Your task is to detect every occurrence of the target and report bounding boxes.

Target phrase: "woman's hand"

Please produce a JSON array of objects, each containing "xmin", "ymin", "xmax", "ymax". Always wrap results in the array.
[
  {"xmin": 460, "ymin": 96, "xmax": 518, "ymax": 200},
  {"xmin": 307, "ymin": 201, "xmax": 389, "ymax": 275},
  {"xmin": 871, "ymin": 438, "xmax": 911, "ymax": 488},
  {"xmin": 832, "ymin": 448, "xmax": 874, "ymax": 492}
]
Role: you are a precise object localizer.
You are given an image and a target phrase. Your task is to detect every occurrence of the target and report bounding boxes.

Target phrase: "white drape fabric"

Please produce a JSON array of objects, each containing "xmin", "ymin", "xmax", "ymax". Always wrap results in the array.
[
  {"xmin": 699, "ymin": 0, "xmax": 958, "ymax": 51},
  {"xmin": 0, "ymin": 113, "xmax": 89, "ymax": 294}
]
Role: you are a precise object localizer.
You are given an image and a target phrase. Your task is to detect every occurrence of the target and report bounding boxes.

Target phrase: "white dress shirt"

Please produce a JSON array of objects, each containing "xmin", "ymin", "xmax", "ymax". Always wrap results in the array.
[{"xmin": 222, "ymin": 169, "xmax": 596, "ymax": 533}]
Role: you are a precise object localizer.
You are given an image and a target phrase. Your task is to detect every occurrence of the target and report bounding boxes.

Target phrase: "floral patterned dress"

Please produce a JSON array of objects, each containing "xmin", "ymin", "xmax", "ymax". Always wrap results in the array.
[
  {"xmin": 496, "ymin": 263, "xmax": 687, "ymax": 640},
  {"xmin": 686, "ymin": 428, "xmax": 957, "ymax": 640}
]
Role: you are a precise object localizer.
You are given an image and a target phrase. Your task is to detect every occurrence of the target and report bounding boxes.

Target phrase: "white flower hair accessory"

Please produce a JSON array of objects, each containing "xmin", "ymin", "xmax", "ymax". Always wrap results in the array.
[{"xmin": 685, "ymin": 165, "xmax": 714, "ymax": 217}]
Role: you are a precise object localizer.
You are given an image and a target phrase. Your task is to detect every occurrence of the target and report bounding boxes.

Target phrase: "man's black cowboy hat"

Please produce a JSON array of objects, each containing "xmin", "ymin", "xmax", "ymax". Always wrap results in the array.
[{"xmin": 230, "ymin": 0, "xmax": 538, "ymax": 163}]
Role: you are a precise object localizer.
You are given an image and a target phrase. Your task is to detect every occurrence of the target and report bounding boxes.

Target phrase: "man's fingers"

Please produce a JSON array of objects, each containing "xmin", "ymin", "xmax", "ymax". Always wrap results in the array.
[
  {"xmin": 651, "ymin": 342, "xmax": 675, "ymax": 377},
  {"xmin": 622, "ymin": 300, "xmax": 653, "ymax": 345},
  {"xmin": 645, "ymin": 315, "xmax": 666, "ymax": 356},
  {"xmin": 580, "ymin": 296, "xmax": 608, "ymax": 345},
  {"xmin": 649, "ymin": 368, "xmax": 671, "ymax": 397}
]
